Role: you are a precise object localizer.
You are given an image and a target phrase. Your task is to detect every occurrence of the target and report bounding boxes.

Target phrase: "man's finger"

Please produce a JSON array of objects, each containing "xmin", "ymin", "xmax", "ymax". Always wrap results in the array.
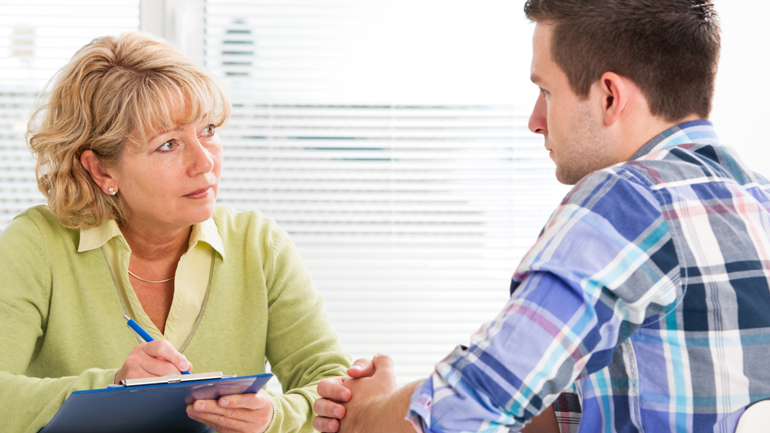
[
  {"xmin": 314, "ymin": 397, "xmax": 346, "ymax": 419},
  {"xmin": 317, "ymin": 377, "xmax": 351, "ymax": 402},
  {"xmin": 371, "ymin": 353, "xmax": 395, "ymax": 376},
  {"xmin": 347, "ymin": 357, "xmax": 375, "ymax": 378},
  {"xmin": 312, "ymin": 416, "xmax": 340, "ymax": 433}
]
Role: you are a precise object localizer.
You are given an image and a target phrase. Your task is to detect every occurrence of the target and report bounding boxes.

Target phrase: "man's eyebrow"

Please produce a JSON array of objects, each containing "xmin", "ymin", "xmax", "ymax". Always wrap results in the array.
[{"xmin": 530, "ymin": 73, "xmax": 543, "ymax": 85}]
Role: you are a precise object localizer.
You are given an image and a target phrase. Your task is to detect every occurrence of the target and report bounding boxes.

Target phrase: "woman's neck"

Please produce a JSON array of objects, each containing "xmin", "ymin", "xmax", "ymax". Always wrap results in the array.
[
  {"xmin": 118, "ymin": 222, "xmax": 192, "ymax": 334},
  {"xmin": 118, "ymin": 222, "xmax": 191, "ymax": 263}
]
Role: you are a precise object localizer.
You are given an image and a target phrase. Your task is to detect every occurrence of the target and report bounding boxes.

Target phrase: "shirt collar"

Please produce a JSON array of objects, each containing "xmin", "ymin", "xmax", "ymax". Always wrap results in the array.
[
  {"xmin": 78, "ymin": 218, "xmax": 124, "ymax": 252},
  {"xmin": 189, "ymin": 217, "xmax": 225, "ymax": 259},
  {"xmin": 78, "ymin": 217, "xmax": 226, "ymax": 260},
  {"xmin": 630, "ymin": 119, "xmax": 720, "ymax": 161}
]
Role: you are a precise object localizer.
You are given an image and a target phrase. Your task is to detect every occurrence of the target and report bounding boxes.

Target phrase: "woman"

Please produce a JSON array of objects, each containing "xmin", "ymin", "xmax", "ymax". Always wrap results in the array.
[{"xmin": 0, "ymin": 32, "xmax": 349, "ymax": 432}]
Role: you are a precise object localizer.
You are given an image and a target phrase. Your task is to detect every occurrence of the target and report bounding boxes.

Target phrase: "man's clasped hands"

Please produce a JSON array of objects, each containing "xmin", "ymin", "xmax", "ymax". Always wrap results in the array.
[{"xmin": 312, "ymin": 354, "xmax": 416, "ymax": 433}]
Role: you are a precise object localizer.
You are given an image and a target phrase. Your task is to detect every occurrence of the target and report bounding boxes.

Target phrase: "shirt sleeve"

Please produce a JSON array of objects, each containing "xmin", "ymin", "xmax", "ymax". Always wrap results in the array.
[
  {"xmin": 553, "ymin": 384, "xmax": 582, "ymax": 433},
  {"xmin": 260, "ymin": 218, "xmax": 351, "ymax": 433},
  {"xmin": 0, "ymin": 213, "xmax": 118, "ymax": 433},
  {"xmin": 406, "ymin": 168, "xmax": 680, "ymax": 432}
]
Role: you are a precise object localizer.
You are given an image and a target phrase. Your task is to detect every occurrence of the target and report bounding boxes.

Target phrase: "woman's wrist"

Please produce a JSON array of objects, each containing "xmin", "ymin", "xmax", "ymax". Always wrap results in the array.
[{"xmin": 261, "ymin": 392, "xmax": 277, "ymax": 433}]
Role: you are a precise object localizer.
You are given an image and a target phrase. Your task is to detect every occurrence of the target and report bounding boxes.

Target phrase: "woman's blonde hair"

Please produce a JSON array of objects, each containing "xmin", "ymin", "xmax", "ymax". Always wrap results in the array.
[{"xmin": 27, "ymin": 31, "xmax": 231, "ymax": 229}]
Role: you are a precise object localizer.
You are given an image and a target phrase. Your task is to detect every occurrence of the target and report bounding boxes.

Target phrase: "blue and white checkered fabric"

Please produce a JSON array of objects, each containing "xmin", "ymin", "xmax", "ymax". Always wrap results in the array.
[{"xmin": 407, "ymin": 121, "xmax": 770, "ymax": 432}]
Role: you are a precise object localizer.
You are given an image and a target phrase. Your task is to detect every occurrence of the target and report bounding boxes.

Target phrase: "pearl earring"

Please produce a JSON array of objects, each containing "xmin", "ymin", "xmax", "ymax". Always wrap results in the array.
[{"xmin": 108, "ymin": 186, "xmax": 117, "ymax": 196}]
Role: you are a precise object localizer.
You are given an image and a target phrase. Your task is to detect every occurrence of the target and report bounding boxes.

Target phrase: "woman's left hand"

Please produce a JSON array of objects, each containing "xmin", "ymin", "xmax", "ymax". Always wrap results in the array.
[{"xmin": 186, "ymin": 390, "xmax": 274, "ymax": 433}]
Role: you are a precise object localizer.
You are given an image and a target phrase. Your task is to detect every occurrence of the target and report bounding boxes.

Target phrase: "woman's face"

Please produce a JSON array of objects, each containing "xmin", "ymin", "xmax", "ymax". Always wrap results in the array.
[{"xmin": 110, "ymin": 118, "xmax": 223, "ymax": 232}]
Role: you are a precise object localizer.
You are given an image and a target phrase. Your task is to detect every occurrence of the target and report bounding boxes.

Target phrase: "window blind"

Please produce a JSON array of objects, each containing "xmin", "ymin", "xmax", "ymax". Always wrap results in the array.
[
  {"xmin": 204, "ymin": 0, "xmax": 572, "ymax": 385},
  {"xmin": 0, "ymin": 1, "xmax": 140, "ymax": 227}
]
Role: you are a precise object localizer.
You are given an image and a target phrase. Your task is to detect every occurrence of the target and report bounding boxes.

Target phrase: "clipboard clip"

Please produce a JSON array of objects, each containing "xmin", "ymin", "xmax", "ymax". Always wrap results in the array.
[{"xmin": 119, "ymin": 371, "xmax": 228, "ymax": 387}]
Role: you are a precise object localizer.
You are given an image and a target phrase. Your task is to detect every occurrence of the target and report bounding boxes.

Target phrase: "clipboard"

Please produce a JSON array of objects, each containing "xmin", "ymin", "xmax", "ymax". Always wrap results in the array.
[{"xmin": 40, "ymin": 372, "xmax": 273, "ymax": 433}]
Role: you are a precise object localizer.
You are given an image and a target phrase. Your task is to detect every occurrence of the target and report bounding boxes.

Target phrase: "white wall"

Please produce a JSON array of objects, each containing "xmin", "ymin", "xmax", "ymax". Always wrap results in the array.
[{"xmin": 711, "ymin": 0, "xmax": 770, "ymax": 176}]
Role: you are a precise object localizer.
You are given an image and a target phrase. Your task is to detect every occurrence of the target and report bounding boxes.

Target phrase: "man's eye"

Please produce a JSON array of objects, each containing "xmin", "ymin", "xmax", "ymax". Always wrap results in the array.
[
  {"xmin": 540, "ymin": 88, "xmax": 549, "ymax": 98},
  {"xmin": 202, "ymin": 124, "xmax": 216, "ymax": 135}
]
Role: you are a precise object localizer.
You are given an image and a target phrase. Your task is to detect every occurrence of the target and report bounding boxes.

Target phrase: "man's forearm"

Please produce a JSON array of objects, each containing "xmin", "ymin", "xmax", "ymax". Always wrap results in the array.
[{"xmin": 368, "ymin": 380, "xmax": 421, "ymax": 433}]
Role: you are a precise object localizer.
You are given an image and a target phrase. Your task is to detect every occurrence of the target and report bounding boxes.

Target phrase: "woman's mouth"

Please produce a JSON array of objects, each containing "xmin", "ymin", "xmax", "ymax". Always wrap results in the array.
[{"xmin": 184, "ymin": 187, "xmax": 211, "ymax": 199}]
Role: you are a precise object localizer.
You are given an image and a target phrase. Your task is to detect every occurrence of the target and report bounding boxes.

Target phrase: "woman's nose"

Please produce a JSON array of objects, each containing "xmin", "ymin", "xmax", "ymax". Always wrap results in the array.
[{"xmin": 186, "ymin": 136, "xmax": 215, "ymax": 175}]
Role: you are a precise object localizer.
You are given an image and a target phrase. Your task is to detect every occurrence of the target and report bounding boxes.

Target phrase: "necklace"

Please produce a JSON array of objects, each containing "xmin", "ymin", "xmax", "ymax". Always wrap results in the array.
[{"xmin": 127, "ymin": 269, "xmax": 175, "ymax": 283}]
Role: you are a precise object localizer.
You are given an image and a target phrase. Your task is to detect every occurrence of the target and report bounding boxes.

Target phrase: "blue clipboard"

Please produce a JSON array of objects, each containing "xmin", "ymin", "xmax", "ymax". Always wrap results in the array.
[{"xmin": 40, "ymin": 372, "xmax": 273, "ymax": 433}]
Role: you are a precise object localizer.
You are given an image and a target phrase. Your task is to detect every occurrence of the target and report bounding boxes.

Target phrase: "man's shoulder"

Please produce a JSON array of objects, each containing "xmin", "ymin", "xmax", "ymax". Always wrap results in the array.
[
  {"xmin": 562, "ymin": 164, "xmax": 656, "ymax": 212},
  {"xmin": 628, "ymin": 142, "xmax": 768, "ymax": 188},
  {"xmin": 567, "ymin": 142, "xmax": 770, "ymax": 208}
]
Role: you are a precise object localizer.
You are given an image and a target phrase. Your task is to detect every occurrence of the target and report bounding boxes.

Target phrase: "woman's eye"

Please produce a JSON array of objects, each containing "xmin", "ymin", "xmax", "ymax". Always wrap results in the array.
[
  {"xmin": 157, "ymin": 140, "xmax": 175, "ymax": 152},
  {"xmin": 202, "ymin": 124, "xmax": 216, "ymax": 136}
]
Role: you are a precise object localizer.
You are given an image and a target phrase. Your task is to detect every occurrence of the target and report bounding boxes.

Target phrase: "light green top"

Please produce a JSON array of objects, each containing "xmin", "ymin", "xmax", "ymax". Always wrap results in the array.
[
  {"xmin": 0, "ymin": 205, "xmax": 350, "ymax": 433},
  {"xmin": 79, "ymin": 217, "xmax": 222, "ymax": 350}
]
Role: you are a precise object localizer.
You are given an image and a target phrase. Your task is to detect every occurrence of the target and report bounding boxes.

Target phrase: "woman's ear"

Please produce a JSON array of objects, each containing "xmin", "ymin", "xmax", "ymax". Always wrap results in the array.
[{"xmin": 80, "ymin": 150, "xmax": 117, "ymax": 195}]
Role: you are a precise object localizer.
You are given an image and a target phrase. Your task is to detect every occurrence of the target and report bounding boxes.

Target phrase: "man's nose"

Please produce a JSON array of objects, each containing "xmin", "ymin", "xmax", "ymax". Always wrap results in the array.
[{"xmin": 528, "ymin": 94, "xmax": 547, "ymax": 135}]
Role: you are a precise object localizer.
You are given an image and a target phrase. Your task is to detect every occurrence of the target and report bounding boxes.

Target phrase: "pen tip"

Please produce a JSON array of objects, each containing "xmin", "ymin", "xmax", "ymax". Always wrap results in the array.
[{"xmin": 123, "ymin": 315, "xmax": 130, "ymax": 321}]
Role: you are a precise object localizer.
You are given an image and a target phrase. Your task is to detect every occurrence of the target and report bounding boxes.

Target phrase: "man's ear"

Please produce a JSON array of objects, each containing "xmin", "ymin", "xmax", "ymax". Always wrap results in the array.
[
  {"xmin": 596, "ymin": 72, "xmax": 628, "ymax": 127},
  {"xmin": 80, "ymin": 150, "xmax": 115, "ymax": 195}
]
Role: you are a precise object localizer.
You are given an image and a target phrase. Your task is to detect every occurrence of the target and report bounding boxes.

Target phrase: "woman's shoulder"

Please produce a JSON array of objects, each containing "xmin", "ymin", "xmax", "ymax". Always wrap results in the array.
[
  {"xmin": 212, "ymin": 205, "xmax": 271, "ymax": 230},
  {"xmin": 212, "ymin": 205, "xmax": 288, "ymax": 244},
  {"xmin": 14, "ymin": 204, "xmax": 57, "ymax": 221},
  {"xmin": 7, "ymin": 205, "xmax": 73, "ymax": 237},
  {"xmin": 2, "ymin": 205, "xmax": 78, "ymax": 252}
]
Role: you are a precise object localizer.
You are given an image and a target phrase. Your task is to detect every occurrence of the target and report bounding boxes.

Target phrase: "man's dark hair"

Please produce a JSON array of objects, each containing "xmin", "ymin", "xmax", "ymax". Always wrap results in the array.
[{"xmin": 524, "ymin": 0, "xmax": 720, "ymax": 121}]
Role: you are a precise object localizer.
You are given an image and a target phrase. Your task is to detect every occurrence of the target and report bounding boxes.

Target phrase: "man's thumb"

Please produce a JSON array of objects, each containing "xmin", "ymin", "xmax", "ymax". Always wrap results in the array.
[{"xmin": 372, "ymin": 353, "xmax": 395, "ymax": 376}]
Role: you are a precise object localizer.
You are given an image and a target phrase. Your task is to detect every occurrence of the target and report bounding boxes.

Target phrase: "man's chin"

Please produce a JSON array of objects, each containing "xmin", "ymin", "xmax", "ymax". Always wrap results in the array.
[{"xmin": 555, "ymin": 167, "xmax": 581, "ymax": 186}]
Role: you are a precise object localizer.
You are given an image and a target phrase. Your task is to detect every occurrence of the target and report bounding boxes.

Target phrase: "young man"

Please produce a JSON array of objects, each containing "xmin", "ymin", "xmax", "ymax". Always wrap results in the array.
[{"xmin": 313, "ymin": 1, "xmax": 770, "ymax": 432}]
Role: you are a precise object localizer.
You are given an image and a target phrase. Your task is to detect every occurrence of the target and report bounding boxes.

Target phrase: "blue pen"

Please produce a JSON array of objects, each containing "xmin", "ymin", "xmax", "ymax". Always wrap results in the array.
[{"xmin": 123, "ymin": 315, "xmax": 190, "ymax": 374}]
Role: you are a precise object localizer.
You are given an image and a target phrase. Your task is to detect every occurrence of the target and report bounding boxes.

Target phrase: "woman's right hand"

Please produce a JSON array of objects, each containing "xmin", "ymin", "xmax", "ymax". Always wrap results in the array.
[{"xmin": 114, "ymin": 340, "xmax": 193, "ymax": 384}]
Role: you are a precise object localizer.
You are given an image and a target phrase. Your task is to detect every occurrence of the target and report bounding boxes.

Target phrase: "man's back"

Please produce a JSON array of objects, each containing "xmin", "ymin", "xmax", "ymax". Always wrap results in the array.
[
  {"xmin": 521, "ymin": 120, "xmax": 770, "ymax": 432},
  {"xmin": 310, "ymin": 3, "xmax": 768, "ymax": 432}
]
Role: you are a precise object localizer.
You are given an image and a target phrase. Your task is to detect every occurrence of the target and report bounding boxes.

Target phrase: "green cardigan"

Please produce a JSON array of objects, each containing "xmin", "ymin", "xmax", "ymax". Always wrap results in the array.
[{"xmin": 0, "ymin": 205, "xmax": 350, "ymax": 433}]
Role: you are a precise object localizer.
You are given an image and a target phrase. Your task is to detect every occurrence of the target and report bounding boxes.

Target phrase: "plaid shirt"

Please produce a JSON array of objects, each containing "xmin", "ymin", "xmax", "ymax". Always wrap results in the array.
[{"xmin": 407, "ymin": 121, "xmax": 770, "ymax": 432}]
